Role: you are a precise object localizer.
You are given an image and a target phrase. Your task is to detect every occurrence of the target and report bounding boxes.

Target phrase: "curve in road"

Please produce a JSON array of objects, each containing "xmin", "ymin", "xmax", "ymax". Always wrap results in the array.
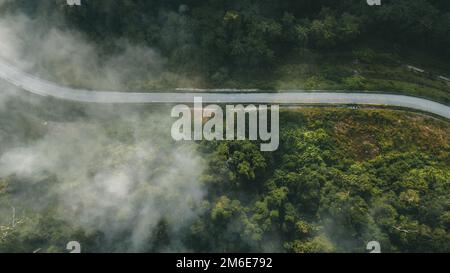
[{"xmin": 0, "ymin": 59, "xmax": 449, "ymax": 119}]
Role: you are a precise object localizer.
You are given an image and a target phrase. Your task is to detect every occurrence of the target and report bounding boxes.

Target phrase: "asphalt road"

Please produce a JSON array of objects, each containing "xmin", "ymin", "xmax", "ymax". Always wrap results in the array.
[{"xmin": 0, "ymin": 59, "xmax": 449, "ymax": 119}]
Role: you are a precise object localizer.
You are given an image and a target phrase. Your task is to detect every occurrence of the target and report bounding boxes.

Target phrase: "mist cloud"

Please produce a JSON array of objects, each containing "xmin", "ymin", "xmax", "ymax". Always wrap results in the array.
[
  {"xmin": 0, "ymin": 9, "xmax": 175, "ymax": 91},
  {"xmin": 0, "ymin": 4, "xmax": 206, "ymax": 252}
]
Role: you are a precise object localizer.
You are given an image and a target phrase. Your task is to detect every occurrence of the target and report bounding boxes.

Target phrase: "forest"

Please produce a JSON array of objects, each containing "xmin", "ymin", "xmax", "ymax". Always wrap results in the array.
[
  {"xmin": 0, "ymin": 97, "xmax": 448, "ymax": 252},
  {"xmin": 2, "ymin": 0, "xmax": 450, "ymax": 101},
  {"xmin": 0, "ymin": 1, "xmax": 448, "ymax": 253}
]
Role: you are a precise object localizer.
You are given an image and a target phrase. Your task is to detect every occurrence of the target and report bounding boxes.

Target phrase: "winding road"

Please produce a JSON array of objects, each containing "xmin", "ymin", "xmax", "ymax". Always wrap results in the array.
[{"xmin": 0, "ymin": 59, "xmax": 449, "ymax": 119}]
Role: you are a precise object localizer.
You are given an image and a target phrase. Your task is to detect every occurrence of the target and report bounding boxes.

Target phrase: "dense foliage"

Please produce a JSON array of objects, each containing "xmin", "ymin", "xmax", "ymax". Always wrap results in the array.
[
  {"xmin": 190, "ymin": 109, "xmax": 450, "ymax": 252},
  {"xmin": 0, "ymin": 1, "xmax": 448, "ymax": 253},
  {"xmin": 0, "ymin": 101, "xmax": 448, "ymax": 252},
  {"xmin": 54, "ymin": 0, "xmax": 450, "ymax": 68},
  {"xmin": 2, "ymin": 1, "xmax": 449, "ymax": 101}
]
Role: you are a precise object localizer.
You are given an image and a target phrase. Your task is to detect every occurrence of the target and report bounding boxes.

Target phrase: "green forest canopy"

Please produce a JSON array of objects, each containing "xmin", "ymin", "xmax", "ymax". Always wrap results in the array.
[
  {"xmin": 3, "ymin": 1, "xmax": 450, "ymax": 83},
  {"xmin": 1, "ymin": 107, "xmax": 448, "ymax": 252},
  {"xmin": 0, "ymin": 1, "xmax": 448, "ymax": 253}
]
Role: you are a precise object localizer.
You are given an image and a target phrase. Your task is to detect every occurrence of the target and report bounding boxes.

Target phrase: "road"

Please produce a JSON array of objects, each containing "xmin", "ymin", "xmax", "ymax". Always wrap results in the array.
[{"xmin": 0, "ymin": 59, "xmax": 449, "ymax": 119}]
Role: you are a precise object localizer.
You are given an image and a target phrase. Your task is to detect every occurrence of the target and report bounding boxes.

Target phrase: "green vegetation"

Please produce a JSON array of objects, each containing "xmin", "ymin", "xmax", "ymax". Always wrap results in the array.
[
  {"xmin": 272, "ymin": 49, "xmax": 450, "ymax": 103},
  {"xmin": 0, "ymin": 101, "xmax": 448, "ymax": 252},
  {"xmin": 2, "ymin": 0, "xmax": 449, "ymax": 101},
  {"xmin": 192, "ymin": 109, "xmax": 449, "ymax": 252},
  {"xmin": 0, "ymin": 1, "xmax": 448, "ymax": 253}
]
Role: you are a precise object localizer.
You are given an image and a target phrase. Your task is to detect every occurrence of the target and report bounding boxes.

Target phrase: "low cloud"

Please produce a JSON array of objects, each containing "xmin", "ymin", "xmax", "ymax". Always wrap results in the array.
[
  {"xmin": 0, "ymin": 4, "xmax": 206, "ymax": 252},
  {"xmin": 0, "ymin": 11, "xmax": 167, "ymax": 91}
]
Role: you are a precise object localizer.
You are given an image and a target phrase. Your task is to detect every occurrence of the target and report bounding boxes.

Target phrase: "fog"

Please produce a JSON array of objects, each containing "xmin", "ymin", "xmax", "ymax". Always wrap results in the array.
[
  {"xmin": 0, "ymin": 13, "xmax": 166, "ymax": 90},
  {"xmin": 0, "ymin": 3, "xmax": 206, "ymax": 252}
]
